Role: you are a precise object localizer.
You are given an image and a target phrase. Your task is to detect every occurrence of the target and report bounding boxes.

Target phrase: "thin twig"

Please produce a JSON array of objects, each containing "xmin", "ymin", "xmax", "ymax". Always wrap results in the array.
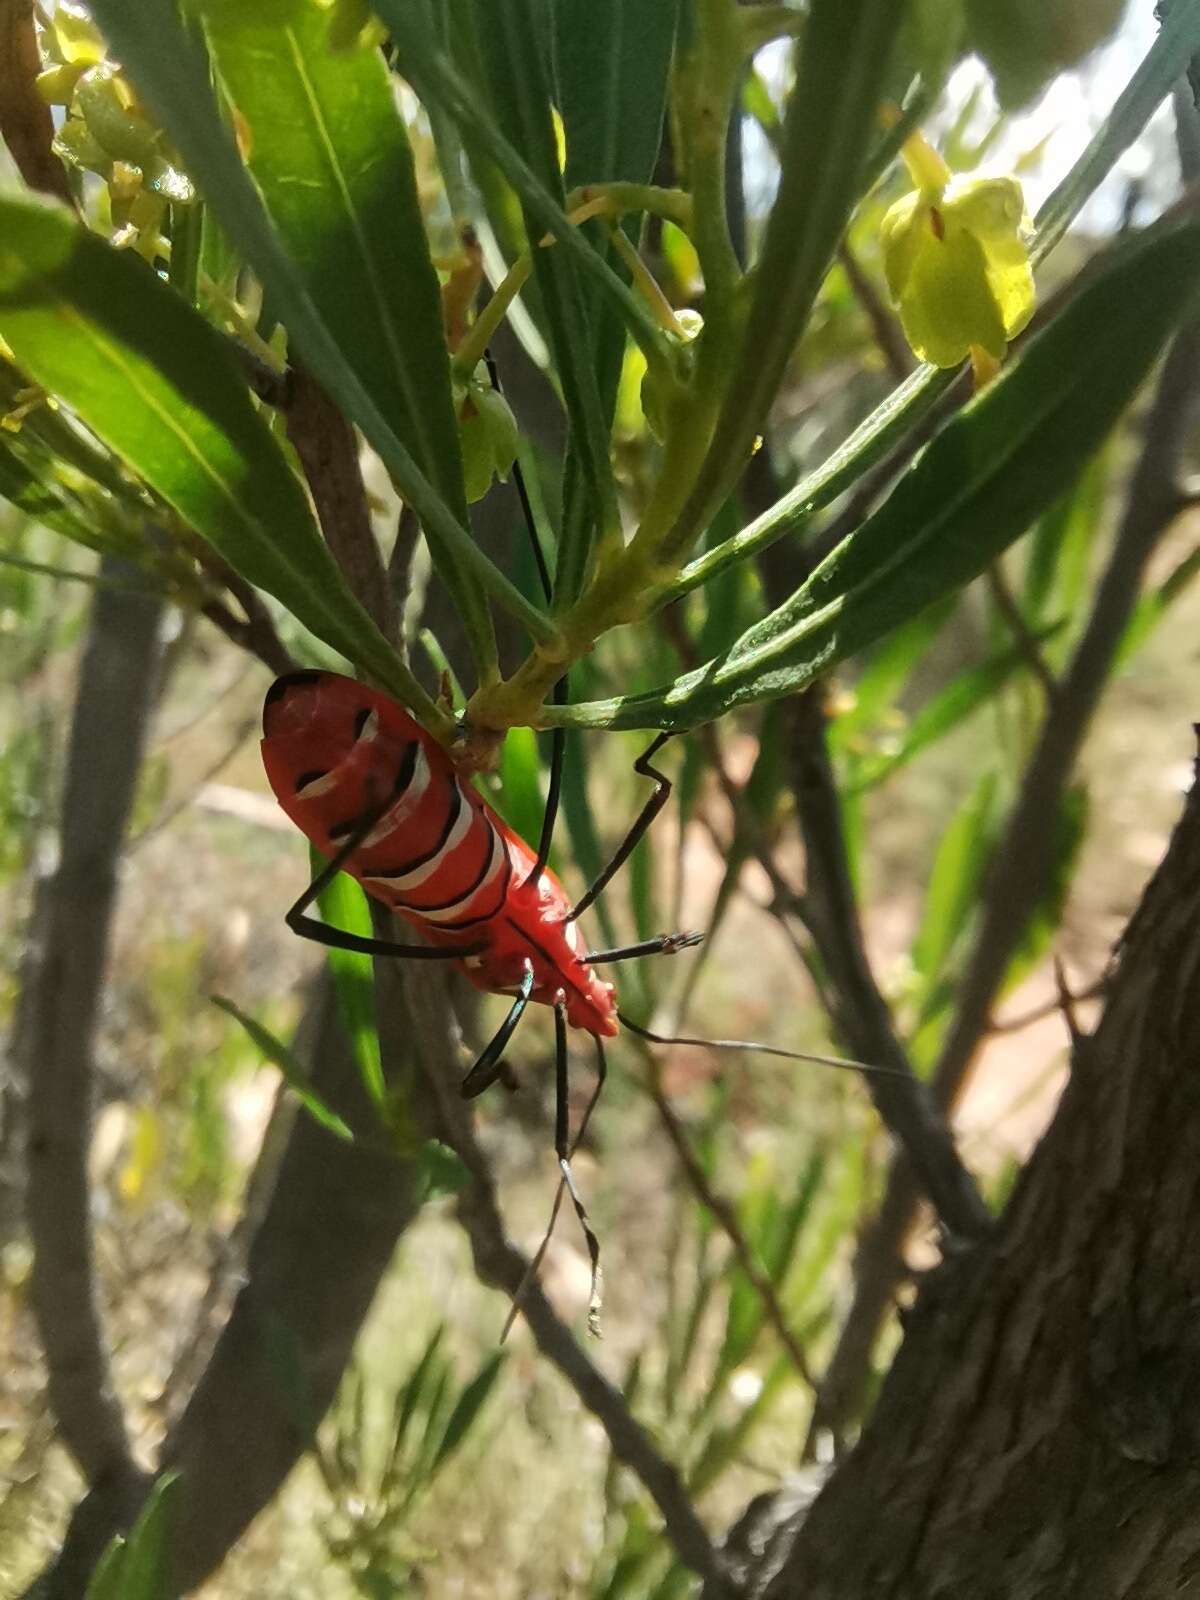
[
  {"xmin": 988, "ymin": 974, "xmax": 1109, "ymax": 1035},
  {"xmin": 985, "ymin": 563, "xmax": 1059, "ymax": 705},
  {"xmin": 644, "ymin": 1067, "xmax": 818, "ymax": 1392},
  {"xmin": 837, "ymin": 240, "xmax": 915, "ymax": 384},
  {"xmin": 20, "ymin": 557, "xmax": 162, "ymax": 1501},
  {"xmin": 201, "ymin": 584, "xmax": 296, "ymax": 677},
  {"xmin": 285, "ymin": 363, "xmax": 397, "ymax": 641}
]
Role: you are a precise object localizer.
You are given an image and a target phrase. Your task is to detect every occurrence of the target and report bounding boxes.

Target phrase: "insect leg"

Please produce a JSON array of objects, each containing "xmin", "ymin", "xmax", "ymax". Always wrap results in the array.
[
  {"xmin": 287, "ymin": 799, "xmax": 483, "ymax": 963},
  {"xmin": 570, "ymin": 733, "xmax": 675, "ymax": 919},
  {"xmin": 484, "ymin": 351, "xmax": 568, "ymax": 889},
  {"xmin": 554, "ymin": 1000, "xmax": 602, "ymax": 1334},
  {"xmin": 460, "ymin": 960, "xmax": 535, "ymax": 1099},
  {"xmin": 501, "ymin": 1028, "xmax": 607, "ymax": 1342}
]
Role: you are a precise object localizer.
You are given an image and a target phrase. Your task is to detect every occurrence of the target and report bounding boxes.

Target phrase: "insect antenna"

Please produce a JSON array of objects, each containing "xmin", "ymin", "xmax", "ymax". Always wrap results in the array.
[
  {"xmin": 619, "ymin": 1013, "xmax": 910, "ymax": 1080},
  {"xmin": 586, "ymin": 932, "xmax": 704, "ymax": 965}
]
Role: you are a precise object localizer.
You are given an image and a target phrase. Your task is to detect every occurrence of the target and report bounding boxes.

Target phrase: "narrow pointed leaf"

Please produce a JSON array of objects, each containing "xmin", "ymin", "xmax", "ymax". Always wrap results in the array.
[
  {"xmin": 0, "ymin": 197, "xmax": 435, "ymax": 713},
  {"xmin": 199, "ymin": 0, "xmax": 496, "ymax": 671},
  {"xmin": 846, "ymin": 624, "xmax": 1063, "ymax": 793},
  {"xmin": 548, "ymin": 218, "xmax": 1200, "ymax": 729},
  {"xmin": 213, "ymin": 995, "xmax": 355, "ymax": 1142},
  {"xmin": 85, "ymin": 1475, "xmax": 178, "ymax": 1600},
  {"xmin": 468, "ymin": 0, "xmax": 617, "ymax": 606},
  {"xmin": 432, "ymin": 1351, "xmax": 505, "ymax": 1471},
  {"xmin": 912, "ymin": 772, "xmax": 999, "ymax": 989},
  {"xmin": 553, "ymin": 0, "xmax": 678, "ymax": 603},
  {"xmin": 312, "ymin": 845, "xmax": 387, "ymax": 1109}
]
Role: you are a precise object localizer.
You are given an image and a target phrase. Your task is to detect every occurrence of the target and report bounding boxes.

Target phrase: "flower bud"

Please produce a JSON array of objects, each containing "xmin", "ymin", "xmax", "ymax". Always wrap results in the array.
[{"xmin": 881, "ymin": 136, "xmax": 1035, "ymax": 371}]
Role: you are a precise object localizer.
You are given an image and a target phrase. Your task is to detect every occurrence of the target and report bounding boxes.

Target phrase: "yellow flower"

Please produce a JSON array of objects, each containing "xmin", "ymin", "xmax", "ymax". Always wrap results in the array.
[{"xmin": 881, "ymin": 134, "xmax": 1035, "ymax": 373}]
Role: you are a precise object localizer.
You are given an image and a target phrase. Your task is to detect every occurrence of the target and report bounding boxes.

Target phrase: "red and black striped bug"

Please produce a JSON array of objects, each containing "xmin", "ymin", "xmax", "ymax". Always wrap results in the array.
[{"xmin": 260, "ymin": 666, "xmax": 698, "ymax": 1067}]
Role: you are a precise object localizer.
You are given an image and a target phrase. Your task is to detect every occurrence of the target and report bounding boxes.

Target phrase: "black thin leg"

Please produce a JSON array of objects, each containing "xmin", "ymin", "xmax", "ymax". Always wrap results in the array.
[
  {"xmin": 460, "ymin": 961, "xmax": 534, "ymax": 1099},
  {"xmin": 484, "ymin": 349, "xmax": 567, "ymax": 889},
  {"xmin": 526, "ymin": 688, "xmax": 566, "ymax": 887},
  {"xmin": 501, "ymin": 1028, "xmax": 608, "ymax": 1342},
  {"xmin": 586, "ymin": 932, "xmax": 704, "ymax": 965},
  {"xmin": 554, "ymin": 1000, "xmax": 602, "ymax": 1334},
  {"xmin": 571, "ymin": 733, "xmax": 674, "ymax": 920},
  {"xmin": 287, "ymin": 789, "xmax": 483, "ymax": 963}
]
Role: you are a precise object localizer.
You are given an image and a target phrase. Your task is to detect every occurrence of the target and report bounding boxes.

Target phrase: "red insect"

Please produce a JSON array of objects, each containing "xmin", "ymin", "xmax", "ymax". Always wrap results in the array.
[{"xmin": 261, "ymin": 668, "xmax": 619, "ymax": 1046}]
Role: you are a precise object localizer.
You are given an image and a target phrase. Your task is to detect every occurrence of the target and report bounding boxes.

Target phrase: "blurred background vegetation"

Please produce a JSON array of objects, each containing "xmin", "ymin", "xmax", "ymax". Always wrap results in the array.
[{"xmin": 2, "ymin": 1, "xmax": 1200, "ymax": 1595}]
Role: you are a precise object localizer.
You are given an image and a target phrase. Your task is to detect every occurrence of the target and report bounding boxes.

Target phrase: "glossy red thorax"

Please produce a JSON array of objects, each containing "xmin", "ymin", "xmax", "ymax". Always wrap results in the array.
[{"xmin": 261, "ymin": 671, "xmax": 617, "ymax": 1038}]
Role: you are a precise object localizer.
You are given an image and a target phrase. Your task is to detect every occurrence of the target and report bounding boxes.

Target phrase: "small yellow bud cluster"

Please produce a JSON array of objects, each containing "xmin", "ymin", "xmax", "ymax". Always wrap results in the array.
[{"xmin": 37, "ymin": 1, "xmax": 195, "ymax": 263}]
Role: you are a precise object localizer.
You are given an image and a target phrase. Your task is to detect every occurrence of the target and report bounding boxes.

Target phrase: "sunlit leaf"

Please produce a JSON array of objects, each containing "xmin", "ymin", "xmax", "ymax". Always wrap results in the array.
[
  {"xmin": 313, "ymin": 845, "xmax": 386, "ymax": 1109},
  {"xmin": 199, "ymin": 0, "xmax": 495, "ymax": 668},
  {"xmin": 911, "ymin": 772, "xmax": 1000, "ymax": 991},
  {"xmin": 0, "ymin": 197, "xmax": 423, "ymax": 705},
  {"xmin": 212, "ymin": 994, "xmax": 355, "ymax": 1142},
  {"xmin": 88, "ymin": 0, "xmax": 556, "ymax": 663}
]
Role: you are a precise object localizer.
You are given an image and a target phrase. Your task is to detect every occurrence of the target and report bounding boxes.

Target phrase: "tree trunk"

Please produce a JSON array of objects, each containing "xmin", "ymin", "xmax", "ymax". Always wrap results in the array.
[{"xmin": 716, "ymin": 753, "xmax": 1200, "ymax": 1599}]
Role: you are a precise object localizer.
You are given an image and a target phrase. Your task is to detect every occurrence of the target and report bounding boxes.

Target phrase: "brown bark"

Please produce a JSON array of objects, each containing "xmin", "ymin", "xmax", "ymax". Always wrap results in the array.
[
  {"xmin": 22, "ymin": 561, "xmax": 164, "ymax": 1521},
  {"xmin": 0, "ymin": 0, "xmax": 74, "ymax": 205},
  {"xmin": 716, "ymin": 755, "xmax": 1200, "ymax": 1599}
]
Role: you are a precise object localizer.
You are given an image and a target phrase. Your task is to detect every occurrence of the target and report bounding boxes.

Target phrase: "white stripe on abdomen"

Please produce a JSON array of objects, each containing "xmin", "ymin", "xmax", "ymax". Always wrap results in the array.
[{"xmin": 361, "ymin": 745, "xmax": 432, "ymax": 848}]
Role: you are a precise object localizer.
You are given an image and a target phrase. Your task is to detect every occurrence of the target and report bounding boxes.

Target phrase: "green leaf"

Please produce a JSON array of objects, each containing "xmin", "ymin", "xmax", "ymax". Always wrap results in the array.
[
  {"xmin": 432, "ymin": 1350, "xmax": 505, "ymax": 1471},
  {"xmin": 85, "ymin": 1474, "xmax": 178, "ymax": 1600},
  {"xmin": 199, "ymin": 0, "xmax": 496, "ymax": 674},
  {"xmin": 0, "ymin": 197, "xmax": 429, "ymax": 713},
  {"xmin": 660, "ymin": 0, "xmax": 906, "ymax": 567},
  {"xmin": 212, "ymin": 994, "xmax": 355, "ymax": 1142},
  {"xmin": 1023, "ymin": 449, "xmax": 1108, "ymax": 660},
  {"xmin": 552, "ymin": 0, "xmax": 677, "ymax": 605},
  {"xmin": 1123, "ymin": 544, "xmax": 1200, "ymax": 660},
  {"xmin": 548, "ymin": 218, "xmax": 1200, "ymax": 729},
  {"xmin": 468, "ymin": 0, "xmax": 617, "ymax": 608},
  {"xmin": 829, "ymin": 597, "xmax": 957, "ymax": 752},
  {"xmin": 662, "ymin": 364, "xmax": 958, "ymax": 609},
  {"xmin": 1003, "ymin": 784, "xmax": 1089, "ymax": 994},
  {"xmin": 846, "ymin": 625, "xmax": 1063, "ymax": 793},
  {"xmin": 0, "ymin": 431, "xmax": 132, "ymax": 555},
  {"xmin": 386, "ymin": 1327, "xmax": 447, "ymax": 1488},
  {"xmin": 87, "ymin": 0, "xmax": 556, "ymax": 659},
  {"xmin": 491, "ymin": 720, "xmax": 553, "ymax": 873},
  {"xmin": 312, "ymin": 845, "xmax": 386, "ymax": 1109},
  {"xmin": 415, "ymin": 1138, "xmax": 469, "ymax": 1201},
  {"xmin": 911, "ymin": 772, "xmax": 999, "ymax": 991}
]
